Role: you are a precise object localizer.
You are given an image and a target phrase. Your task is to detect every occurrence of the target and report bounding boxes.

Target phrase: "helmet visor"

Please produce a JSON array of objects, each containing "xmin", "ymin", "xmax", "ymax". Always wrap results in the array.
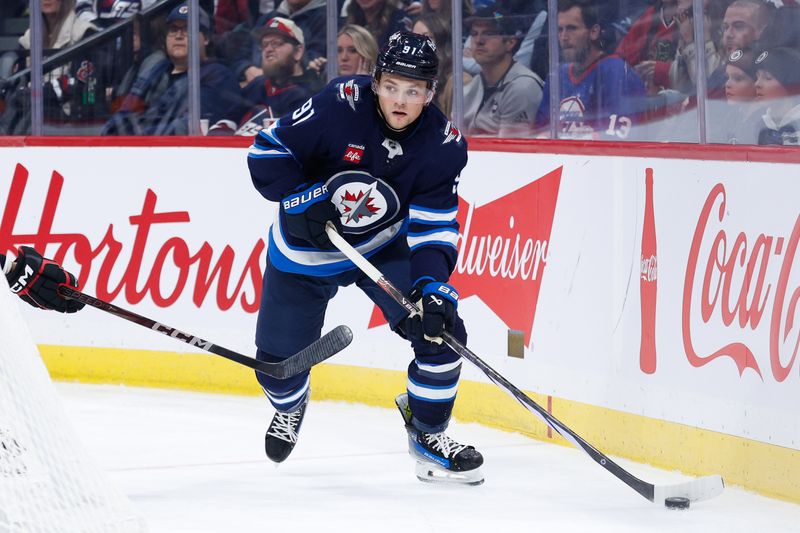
[{"xmin": 373, "ymin": 78, "xmax": 434, "ymax": 104}]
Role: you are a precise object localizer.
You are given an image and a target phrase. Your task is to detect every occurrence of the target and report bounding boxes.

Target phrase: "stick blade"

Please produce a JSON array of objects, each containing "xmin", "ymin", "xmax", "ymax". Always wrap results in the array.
[
  {"xmin": 275, "ymin": 325, "xmax": 353, "ymax": 379},
  {"xmin": 653, "ymin": 475, "xmax": 725, "ymax": 504}
]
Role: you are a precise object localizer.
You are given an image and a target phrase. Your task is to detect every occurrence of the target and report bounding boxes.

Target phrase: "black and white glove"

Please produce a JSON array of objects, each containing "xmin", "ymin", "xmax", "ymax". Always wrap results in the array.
[
  {"xmin": 404, "ymin": 278, "xmax": 459, "ymax": 344},
  {"xmin": 280, "ymin": 182, "xmax": 342, "ymax": 250},
  {"xmin": 5, "ymin": 246, "xmax": 85, "ymax": 313}
]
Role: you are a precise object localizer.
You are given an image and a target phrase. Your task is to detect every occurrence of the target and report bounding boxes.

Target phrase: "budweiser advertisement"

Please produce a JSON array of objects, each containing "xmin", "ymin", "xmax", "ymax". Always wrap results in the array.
[{"xmin": 0, "ymin": 146, "xmax": 797, "ymax": 451}]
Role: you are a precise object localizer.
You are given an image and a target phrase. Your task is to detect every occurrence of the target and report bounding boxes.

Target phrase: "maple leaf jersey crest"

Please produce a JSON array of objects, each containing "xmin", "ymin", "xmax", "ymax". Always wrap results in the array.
[
  {"xmin": 336, "ymin": 79, "xmax": 361, "ymax": 111},
  {"xmin": 325, "ymin": 170, "xmax": 400, "ymax": 234},
  {"xmin": 443, "ymin": 122, "xmax": 462, "ymax": 144}
]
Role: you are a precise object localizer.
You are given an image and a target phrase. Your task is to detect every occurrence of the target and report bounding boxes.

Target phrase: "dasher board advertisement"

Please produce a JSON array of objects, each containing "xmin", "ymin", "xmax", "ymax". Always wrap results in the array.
[{"xmin": 0, "ymin": 145, "xmax": 798, "ymax": 451}]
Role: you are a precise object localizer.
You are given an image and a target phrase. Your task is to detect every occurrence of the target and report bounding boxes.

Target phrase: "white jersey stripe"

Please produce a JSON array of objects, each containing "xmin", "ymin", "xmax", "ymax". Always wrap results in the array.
[
  {"xmin": 416, "ymin": 360, "xmax": 462, "ymax": 374},
  {"xmin": 406, "ymin": 379, "xmax": 458, "ymax": 401},
  {"xmin": 408, "ymin": 207, "xmax": 458, "ymax": 224},
  {"xmin": 407, "ymin": 229, "xmax": 459, "ymax": 249},
  {"xmin": 271, "ymin": 218, "xmax": 405, "ymax": 268},
  {"xmin": 265, "ymin": 377, "xmax": 310, "ymax": 406}
]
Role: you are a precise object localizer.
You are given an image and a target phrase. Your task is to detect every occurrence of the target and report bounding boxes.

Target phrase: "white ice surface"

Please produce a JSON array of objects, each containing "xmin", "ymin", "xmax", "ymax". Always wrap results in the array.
[{"xmin": 57, "ymin": 383, "xmax": 800, "ymax": 533}]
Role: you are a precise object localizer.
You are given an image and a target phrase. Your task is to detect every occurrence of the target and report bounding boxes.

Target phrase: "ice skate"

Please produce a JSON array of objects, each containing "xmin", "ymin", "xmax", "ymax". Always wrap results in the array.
[
  {"xmin": 395, "ymin": 393, "xmax": 484, "ymax": 486},
  {"xmin": 265, "ymin": 394, "xmax": 309, "ymax": 463}
]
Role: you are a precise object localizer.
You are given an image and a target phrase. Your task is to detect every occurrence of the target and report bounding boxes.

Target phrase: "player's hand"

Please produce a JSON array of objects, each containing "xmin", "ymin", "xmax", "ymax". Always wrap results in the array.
[
  {"xmin": 404, "ymin": 279, "xmax": 459, "ymax": 344},
  {"xmin": 5, "ymin": 246, "xmax": 85, "ymax": 313},
  {"xmin": 280, "ymin": 182, "xmax": 342, "ymax": 249}
]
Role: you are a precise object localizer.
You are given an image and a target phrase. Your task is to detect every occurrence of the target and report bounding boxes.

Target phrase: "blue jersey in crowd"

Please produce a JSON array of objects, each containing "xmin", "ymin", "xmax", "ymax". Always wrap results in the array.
[
  {"xmin": 247, "ymin": 75, "xmax": 467, "ymax": 285},
  {"xmin": 535, "ymin": 55, "xmax": 645, "ymax": 140}
]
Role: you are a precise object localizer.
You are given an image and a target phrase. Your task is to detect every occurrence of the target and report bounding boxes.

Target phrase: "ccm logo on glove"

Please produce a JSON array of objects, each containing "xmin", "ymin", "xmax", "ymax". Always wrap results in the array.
[{"xmin": 9, "ymin": 264, "xmax": 34, "ymax": 293}]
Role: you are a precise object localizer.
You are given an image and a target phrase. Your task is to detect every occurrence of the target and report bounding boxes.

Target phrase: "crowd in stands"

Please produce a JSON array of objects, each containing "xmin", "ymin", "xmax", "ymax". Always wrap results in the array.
[{"xmin": 0, "ymin": 0, "xmax": 798, "ymax": 144}]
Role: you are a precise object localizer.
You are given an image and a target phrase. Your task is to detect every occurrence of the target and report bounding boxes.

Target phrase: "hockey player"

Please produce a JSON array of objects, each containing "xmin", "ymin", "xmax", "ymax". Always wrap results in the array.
[
  {"xmin": 1, "ymin": 247, "xmax": 85, "ymax": 313},
  {"xmin": 247, "ymin": 31, "xmax": 484, "ymax": 485}
]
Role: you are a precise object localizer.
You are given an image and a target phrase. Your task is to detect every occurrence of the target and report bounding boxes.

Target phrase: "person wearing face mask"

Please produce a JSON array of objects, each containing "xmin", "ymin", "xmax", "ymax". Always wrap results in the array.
[{"xmin": 246, "ymin": 31, "xmax": 484, "ymax": 486}]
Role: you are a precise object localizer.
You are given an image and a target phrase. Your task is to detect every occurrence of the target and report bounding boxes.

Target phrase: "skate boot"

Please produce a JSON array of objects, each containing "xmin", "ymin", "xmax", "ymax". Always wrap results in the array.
[
  {"xmin": 265, "ymin": 394, "xmax": 309, "ymax": 463},
  {"xmin": 395, "ymin": 393, "xmax": 484, "ymax": 485}
]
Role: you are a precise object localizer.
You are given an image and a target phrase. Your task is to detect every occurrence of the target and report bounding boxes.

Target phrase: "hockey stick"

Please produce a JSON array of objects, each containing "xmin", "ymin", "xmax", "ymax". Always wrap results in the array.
[
  {"xmin": 325, "ymin": 223, "xmax": 724, "ymax": 505},
  {"xmin": 57, "ymin": 286, "xmax": 352, "ymax": 380}
]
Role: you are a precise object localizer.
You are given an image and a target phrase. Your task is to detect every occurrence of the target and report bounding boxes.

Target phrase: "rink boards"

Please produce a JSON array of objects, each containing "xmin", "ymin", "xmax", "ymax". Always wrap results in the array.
[{"xmin": 0, "ymin": 138, "xmax": 799, "ymax": 503}]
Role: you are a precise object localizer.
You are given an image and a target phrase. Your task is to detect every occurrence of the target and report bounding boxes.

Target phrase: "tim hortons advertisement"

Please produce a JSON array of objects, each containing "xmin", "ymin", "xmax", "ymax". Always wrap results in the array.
[{"xmin": 0, "ymin": 146, "xmax": 798, "ymax": 450}]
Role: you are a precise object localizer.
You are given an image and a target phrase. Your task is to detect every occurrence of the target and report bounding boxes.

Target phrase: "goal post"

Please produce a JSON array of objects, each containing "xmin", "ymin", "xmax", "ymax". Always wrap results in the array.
[{"xmin": 0, "ymin": 274, "xmax": 144, "ymax": 533}]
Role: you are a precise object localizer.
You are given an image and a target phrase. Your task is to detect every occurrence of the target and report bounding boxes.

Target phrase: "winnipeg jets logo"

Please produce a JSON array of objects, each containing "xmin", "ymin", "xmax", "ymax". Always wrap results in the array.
[
  {"xmin": 443, "ymin": 122, "xmax": 462, "ymax": 144},
  {"xmin": 326, "ymin": 170, "xmax": 400, "ymax": 234},
  {"xmin": 340, "ymin": 182, "xmax": 380, "ymax": 223},
  {"xmin": 382, "ymin": 138, "xmax": 403, "ymax": 159}
]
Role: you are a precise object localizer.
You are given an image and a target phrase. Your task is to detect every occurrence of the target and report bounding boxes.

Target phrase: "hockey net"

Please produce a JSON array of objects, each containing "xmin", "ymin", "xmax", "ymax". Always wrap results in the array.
[{"xmin": 0, "ymin": 275, "xmax": 144, "ymax": 533}]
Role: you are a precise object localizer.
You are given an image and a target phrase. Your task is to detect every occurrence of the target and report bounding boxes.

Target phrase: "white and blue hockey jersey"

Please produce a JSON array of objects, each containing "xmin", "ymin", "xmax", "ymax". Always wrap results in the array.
[
  {"xmin": 247, "ymin": 75, "xmax": 468, "ymax": 285},
  {"xmin": 535, "ymin": 55, "xmax": 646, "ymax": 140}
]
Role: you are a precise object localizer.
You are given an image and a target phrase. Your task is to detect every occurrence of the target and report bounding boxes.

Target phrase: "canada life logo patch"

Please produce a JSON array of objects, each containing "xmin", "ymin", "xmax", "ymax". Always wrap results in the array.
[
  {"xmin": 325, "ymin": 170, "xmax": 400, "ymax": 234},
  {"xmin": 343, "ymin": 143, "xmax": 364, "ymax": 163}
]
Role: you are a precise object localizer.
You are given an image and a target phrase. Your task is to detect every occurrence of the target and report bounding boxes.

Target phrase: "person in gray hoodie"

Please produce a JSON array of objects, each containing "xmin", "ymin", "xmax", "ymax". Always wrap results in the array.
[
  {"xmin": 462, "ymin": 6, "xmax": 544, "ymax": 137},
  {"xmin": 754, "ymin": 47, "xmax": 800, "ymax": 146}
]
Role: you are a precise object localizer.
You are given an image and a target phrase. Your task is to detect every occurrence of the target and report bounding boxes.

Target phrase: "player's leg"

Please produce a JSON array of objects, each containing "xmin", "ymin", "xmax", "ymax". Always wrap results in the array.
[
  {"xmin": 256, "ymin": 257, "xmax": 338, "ymax": 463},
  {"xmin": 355, "ymin": 241, "xmax": 484, "ymax": 484}
]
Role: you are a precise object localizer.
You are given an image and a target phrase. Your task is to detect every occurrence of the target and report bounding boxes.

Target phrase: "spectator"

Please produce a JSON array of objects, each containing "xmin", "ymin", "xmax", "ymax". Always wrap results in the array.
[
  {"xmin": 462, "ymin": 7, "xmax": 544, "ymax": 137},
  {"xmin": 0, "ymin": 0, "xmax": 102, "ymax": 134},
  {"xmin": 462, "ymin": 1, "xmax": 547, "ymax": 79},
  {"xmin": 75, "ymin": 0, "xmax": 142, "ymax": 27},
  {"xmin": 307, "ymin": 24, "xmax": 379, "ymax": 77},
  {"xmin": 535, "ymin": 0, "xmax": 646, "ymax": 140},
  {"xmin": 215, "ymin": 0, "xmax": 257, "ymax": 34},
  {"xmin": 755, "ymin": 47, "xmax": 800, "ymax": 145},
  {"xmin": 261, "ymin": 0, "xmax": 327, "ymax": 60},
  {"xmin": 709, "ymin": 48, "xmax": 764, "ymax": 143},
  {"xmin": 669, "ymin": 0, "xmax": 771, "ymax": 98},
  {"xmin": 232, "ymin": 0, "xmax": 326, "ymax": 87},
  {"xmin": 615, "ymin": 0, "xmax": 680, "ymax": 94},
  {"xmin": 19, "ymin": 0, "xmax": 97, "ymax": 53},
  {"xmin": 345, "ymin": 0, "xmax": 411, "ymax": 47},
  {"xmin": 102, "ymin": 3, "xmax": 243, "ymax": 135},
  {"xmin": 210, "ymin": 17, "xmax": 315, "ymax": 135},
  {"xmin": 413, "ymin": 13, "xmax": 471, "ymax": 117},
  {"xmin": 422, "ymin": 0, "xmax": 474, "ymax": 25}
]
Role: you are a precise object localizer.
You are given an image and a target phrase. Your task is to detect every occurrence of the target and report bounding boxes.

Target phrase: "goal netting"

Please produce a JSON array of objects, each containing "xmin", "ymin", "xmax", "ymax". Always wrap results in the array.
[{"xmin": 0, "ymin": 274, "xmax": 144, "ymax": 533}]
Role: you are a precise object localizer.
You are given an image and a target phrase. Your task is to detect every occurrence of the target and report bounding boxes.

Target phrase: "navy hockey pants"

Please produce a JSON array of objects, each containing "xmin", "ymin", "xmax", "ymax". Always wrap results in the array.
[{"xmin": 255, "ymin": 238, "xmax": 467, "ymax": 433}]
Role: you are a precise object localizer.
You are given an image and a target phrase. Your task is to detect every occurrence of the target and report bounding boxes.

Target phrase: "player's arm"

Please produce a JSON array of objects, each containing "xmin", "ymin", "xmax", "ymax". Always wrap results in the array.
[
  {"xmin": 2, "ymin": 247, "xmax": 85, "ymax": 313},
  {"xmin": 247, "ymin": 88, "xmax": 332, "ymax": 202},
  {"xmin": 403, "ymin": 147, "xmax": 466, "ymax": 343}
]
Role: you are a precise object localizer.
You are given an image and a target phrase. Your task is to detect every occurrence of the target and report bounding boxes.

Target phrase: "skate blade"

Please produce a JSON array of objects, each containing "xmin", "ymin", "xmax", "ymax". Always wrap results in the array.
[{"xmin": 415, "ymin": 462, "xmax": 484, "ymax": 486}]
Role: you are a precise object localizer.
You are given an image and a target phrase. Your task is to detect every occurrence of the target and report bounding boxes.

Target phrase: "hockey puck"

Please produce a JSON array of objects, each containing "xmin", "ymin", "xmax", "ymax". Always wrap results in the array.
[{"xmin": 664, "ymin": 497, "xmax": 690, "ymax": 510}]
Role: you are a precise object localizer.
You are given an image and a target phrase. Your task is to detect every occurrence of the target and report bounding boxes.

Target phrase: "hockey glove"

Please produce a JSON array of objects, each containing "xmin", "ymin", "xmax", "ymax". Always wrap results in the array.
[
  {"xmin": 5, "ymin": 246, "xmax": 85, "ymax": 313},
  {"xmin": 404, "ymin": 279, "xmax": 459, "ymax": 344},
  {"xmin": 280, "ymin": 182, "xmax": 342, "ymax": 250}
]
